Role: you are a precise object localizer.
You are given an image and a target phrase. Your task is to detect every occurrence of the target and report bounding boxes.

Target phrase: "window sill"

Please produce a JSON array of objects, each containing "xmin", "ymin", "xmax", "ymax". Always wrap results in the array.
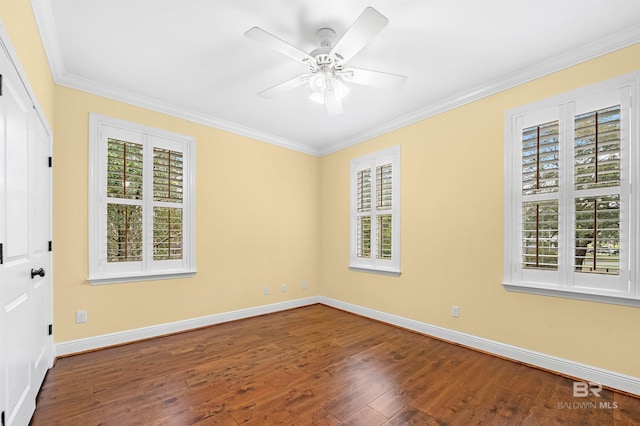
[
  {"xmin": 503, "ymin": 282, "xmax": 640, "ymax": 308},
  {"xmin": 88, "ymin": 271, "xmax": 196, "ymax": 285},
  {"xmin": 349, "ymin": 265, "xmax": 401, "ymax": 277}
]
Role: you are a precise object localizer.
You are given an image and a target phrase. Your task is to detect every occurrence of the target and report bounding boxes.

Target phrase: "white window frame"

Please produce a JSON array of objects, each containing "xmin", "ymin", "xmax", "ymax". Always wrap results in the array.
[
  {"xmin": 504, "ymin": 71, "xmax": 640, "ymax": 306},
  {"xmin": 349, "ymin": 145, "xmax": 400, "ymax": 275},
  {"xmin": 88, "ymin": 113, "xmax": 196, "ymax": 284}
]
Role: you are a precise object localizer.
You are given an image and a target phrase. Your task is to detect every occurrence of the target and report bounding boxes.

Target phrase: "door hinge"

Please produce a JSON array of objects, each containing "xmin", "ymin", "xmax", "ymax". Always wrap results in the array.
[
  {"xmin": 48, "ymin": 156, "xmax": 52, "ymax": 167},
  {"xmin": 1, "ymin": 410, "xmax": 4, "ymax": 426},
  {"xmin": 0, "ymin": 74, "xmax": 3, "ymax": 96},
  {"xmin": 48, "ymin": 241, "xmax": 52, "ymax": 252},
  {"xmin": 48, "ymin": 324, "xmax": 53, "ymax": 336},
  {"xmin": 0, "ymin": 243, "xmax": 3, "ymax": 265}
]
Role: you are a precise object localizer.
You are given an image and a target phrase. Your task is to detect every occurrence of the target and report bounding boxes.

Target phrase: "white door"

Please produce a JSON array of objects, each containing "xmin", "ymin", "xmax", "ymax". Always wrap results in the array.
[{"xmin": 0, "ymin": 38, "xmax": 53, "ymax": 426}]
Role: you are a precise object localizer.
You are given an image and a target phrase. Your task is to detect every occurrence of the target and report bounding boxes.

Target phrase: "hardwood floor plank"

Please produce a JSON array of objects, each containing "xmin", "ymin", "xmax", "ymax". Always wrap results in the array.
[
  {"xmin": 386, "ymin": 405, "xmax": 441, "ymax": 425},
  {"xmin": 325, "ymin": 375, "xmax": 392, "ymax": 421},
  {"xmin": 615, "ymin": 392, "xmax": 640, "ymax": 425},
  {"xmin": 368, "ymin": 356, "xmax": 463, "ymax": 418},
  {"xmin": 295, "ymin": 408, "xmax": 341, "ymax": 426},
  {"xmin": 31, "ymin": 304, "xmax": 639, "ymax": 425},
  {"xmin": 341, "ymin": 405, "xmax": 387, "ymax": 425}
]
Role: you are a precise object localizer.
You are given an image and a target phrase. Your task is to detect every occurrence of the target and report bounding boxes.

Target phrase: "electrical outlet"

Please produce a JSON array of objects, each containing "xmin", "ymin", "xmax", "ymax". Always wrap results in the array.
[
  {"xmin": 264, "ymin": 286, "xmax": 269, "ymax": 295},
  {"xmin": 76, "ymin": 310, "xmax": 87, "ymax": 323},
  {"xmin": 281, "ymin": 283, "xmax": 286, "ymax": 292},
  {"xmin": 301, "ymin": 280, "xmax": 307, "ymax": 289},
  {"xmin": 452, "ymin": 306, "xmax": 460, "ymax": 318}
]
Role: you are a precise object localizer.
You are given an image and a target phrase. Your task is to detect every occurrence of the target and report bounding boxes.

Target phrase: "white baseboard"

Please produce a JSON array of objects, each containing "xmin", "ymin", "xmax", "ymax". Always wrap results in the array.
[
  {"xmin": 55, "ymin": 296, "xmax": 320, "ymax": 357},
  {"xmin": 55, "ymin": 295, "xmax": 639, "ymax": 397},
  {"xmin": 318, "ymin": 296, "xmax": 640, "ymax": 397}
]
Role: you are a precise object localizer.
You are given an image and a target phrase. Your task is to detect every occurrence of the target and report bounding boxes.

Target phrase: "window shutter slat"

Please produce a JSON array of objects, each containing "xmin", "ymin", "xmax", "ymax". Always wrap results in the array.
[
  {"xmin": 357, "ymin": 168, "xmax": 372, "ymax": 212},
  {"xmin": 357, "ymin": 215, "xmax": 371, "ymax": 258},
  {"xmin": 107, "ymin": 139, "xmax": 143, "ymax": 200},
  {"xmin": 574, "ymin": 195, "xmax": 620, "ymax": 275},
  {"xmin": 522, "ymin": 200, "xmax": 558, "ymax": 270},
  {"xmin": 153, "ymin": 148, "xmax": 184, "ymax": 202},
  {"xmin": 106, "ymin": 203, "xmax": 143, "ymax": 262},
  {"xmin": 376, "ymin": 163, "xmax": 392, "ymax": 210},
  {"xmin": 153, "ymin": 207, "xmax": 183, "ymax": 260},
  {"xmin": 377, "ymin": 214, "xmax": 392, "ymax": 259},
  {"xmin": 574, "ymin": 105, "xmax": 621, "ymax": 190},
  {"xmin": 522, "ymin": 121, "xmax": 559, "ymax": 195}
]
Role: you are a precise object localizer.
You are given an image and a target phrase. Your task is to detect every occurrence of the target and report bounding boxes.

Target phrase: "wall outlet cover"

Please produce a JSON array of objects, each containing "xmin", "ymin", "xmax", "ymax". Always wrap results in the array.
[{"xmin": 76, "ymin": 310, "xmax": 87, "ymax": 323}]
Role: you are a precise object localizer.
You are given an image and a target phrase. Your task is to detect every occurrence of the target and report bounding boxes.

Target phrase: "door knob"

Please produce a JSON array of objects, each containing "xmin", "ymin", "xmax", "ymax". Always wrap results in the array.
[{"xmin": 31, "ymin": 268, "xmax": 45, "ymax": 279}]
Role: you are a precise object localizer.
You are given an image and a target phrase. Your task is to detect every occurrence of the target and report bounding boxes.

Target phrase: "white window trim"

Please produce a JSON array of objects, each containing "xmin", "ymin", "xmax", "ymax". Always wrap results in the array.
[
  {"xmin": 504, "ymin": 71, "xmax": 640, "ymax": 307},
  {"xmin": 349, "ymin": 145, "xmax": 401, "ymax": 275},
  {"xmin": 88, "ymin": 113, "xmax": 196, "ymax": 284}
]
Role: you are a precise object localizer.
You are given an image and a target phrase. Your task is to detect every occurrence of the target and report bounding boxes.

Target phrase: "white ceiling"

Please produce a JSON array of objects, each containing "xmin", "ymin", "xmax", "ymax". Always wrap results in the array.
[{"xmin": 34, "ymin": 0, "xmax": 640, "ymax": 155}]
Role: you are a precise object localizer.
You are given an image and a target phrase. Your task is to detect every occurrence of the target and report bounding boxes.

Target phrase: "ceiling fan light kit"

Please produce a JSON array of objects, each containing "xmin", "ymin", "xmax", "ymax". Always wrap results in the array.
[{"xmin": 245, "ymin": 7, "xmax": 407, "ymax": 116}]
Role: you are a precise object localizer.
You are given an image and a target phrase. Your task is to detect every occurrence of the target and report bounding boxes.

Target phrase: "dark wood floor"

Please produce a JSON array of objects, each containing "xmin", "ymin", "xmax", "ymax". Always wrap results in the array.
[{"xmin": 31, "ymin": 304, "xmax": 639, "ymax": 425}]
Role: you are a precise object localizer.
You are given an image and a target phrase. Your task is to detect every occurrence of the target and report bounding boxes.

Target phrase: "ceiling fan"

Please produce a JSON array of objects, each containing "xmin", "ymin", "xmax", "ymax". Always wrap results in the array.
[{"xmin": 245, "ymin": 7, "xmax": 407, "ymax": 116}]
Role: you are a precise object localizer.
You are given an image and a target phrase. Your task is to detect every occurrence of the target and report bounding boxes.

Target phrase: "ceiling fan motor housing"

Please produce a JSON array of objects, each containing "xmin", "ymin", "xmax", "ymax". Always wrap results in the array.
[
  {"xmin": 316, "ymin": 28, "xmax": 336, "ymax": 47},
  {"xmin": 310, "ymin": 28, "xmax": 344, "ymax": 72}
]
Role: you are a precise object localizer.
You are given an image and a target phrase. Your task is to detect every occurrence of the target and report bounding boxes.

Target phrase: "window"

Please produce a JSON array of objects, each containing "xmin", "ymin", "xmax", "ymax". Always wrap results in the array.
[
  {"xmin": 89, "ymin": 114, "xmax": 196, "ymax": 284},
  {"xmin": 350, "ymin": 146, "xmax": 400, "ymax": 274},
  {"xmin": 504, "ymin": 72, "xmax": 640, "ymax": 305}
]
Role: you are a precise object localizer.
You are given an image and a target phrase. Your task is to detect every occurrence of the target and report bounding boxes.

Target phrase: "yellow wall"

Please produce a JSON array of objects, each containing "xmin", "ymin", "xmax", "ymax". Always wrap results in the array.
[
  {"xmin": 0, "ymin": 0, "xmax": 55, "ymax": 125},
  {"xmin": 5, "ymin": 0, "xmax": 639, "ymax": 380},
  {"xmin": 53, "ymin": 86, "xmax": 320, "ymax": 341},
  {"xmin": 319, "ymin": 44, "xmax": 640, "ymax": 378},
  {"xmin": 2, "ymin": 1, "xmax": 320, "ymax": 343}
]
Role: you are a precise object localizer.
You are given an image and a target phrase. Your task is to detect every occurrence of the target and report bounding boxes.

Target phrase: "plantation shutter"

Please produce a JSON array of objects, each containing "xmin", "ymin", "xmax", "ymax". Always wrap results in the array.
[
  {"xmin": 356, "ymin": 168, "xmax": 372, "ymax": 258},
  {"xmin": 521, "ymin": 121, "xmax": 559, "ymax": 270},
  {"xmin": 153, "ymin": 147, "xmax": 184, "ymax": 260},
  {"xmin": 350, "ymin": 146, "xmax": 400, "ymax": 274},
  {"xmin": 505, "ymin": 73, "xmax": 637, "ymax": 303},
  {"xmin": 522, "ymin": 121, "xmax": 560, "ymax": 195},
  {"xmin": 376, "ymin": 163, "xmax": 393, "ymax": 259},
  {"xmin": 106, "ymin": 139, "xmax": 144, "ymax": 262},
  {"xmin": 573, "ymin": 105, "xmax": 621, "ymax": 275},
  {"xmin": 89, "ymin": 113, "xmax": 196, "ymax": 284}
]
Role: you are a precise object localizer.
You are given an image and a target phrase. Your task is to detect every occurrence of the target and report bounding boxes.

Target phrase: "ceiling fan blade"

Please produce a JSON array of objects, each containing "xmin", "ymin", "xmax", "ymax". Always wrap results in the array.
[
  {"xmin": 324, "ymin": 81, "xmax": 343, "ymax": 116},
  {"xmin": 245, "ymin": 27, "xmax": 315, "ymax": 65},
  {"xmin": 339, "ymin": 67, "xmax": 407, "ymax": 90},
  {"xmin": 330, "ymin": 7, "xmax": 388, "ymax": 64},
  {"xmin": 258, "ymin": 74, "xmax": 312, "ymax": 98}
]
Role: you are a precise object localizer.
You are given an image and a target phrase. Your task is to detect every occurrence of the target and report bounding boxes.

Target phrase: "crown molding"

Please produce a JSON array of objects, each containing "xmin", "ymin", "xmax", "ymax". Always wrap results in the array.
[
  {"xmin": 29, "ymin": 0, "xmax": 321, "ymax": 157},
  {"xmin": 319, "ymin": 24, "xmax": 640, "ymax": 156},
  {"xmin": 31, "ymin": 0, "xmax": 65, "ymax": 79},
  {"xmin": 55, "ymin": 72, "xmax": 322, "ymax": 156},
  {"xmin": 31, "ymin": 0, "xmax": 640, "ymax": 158}
]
